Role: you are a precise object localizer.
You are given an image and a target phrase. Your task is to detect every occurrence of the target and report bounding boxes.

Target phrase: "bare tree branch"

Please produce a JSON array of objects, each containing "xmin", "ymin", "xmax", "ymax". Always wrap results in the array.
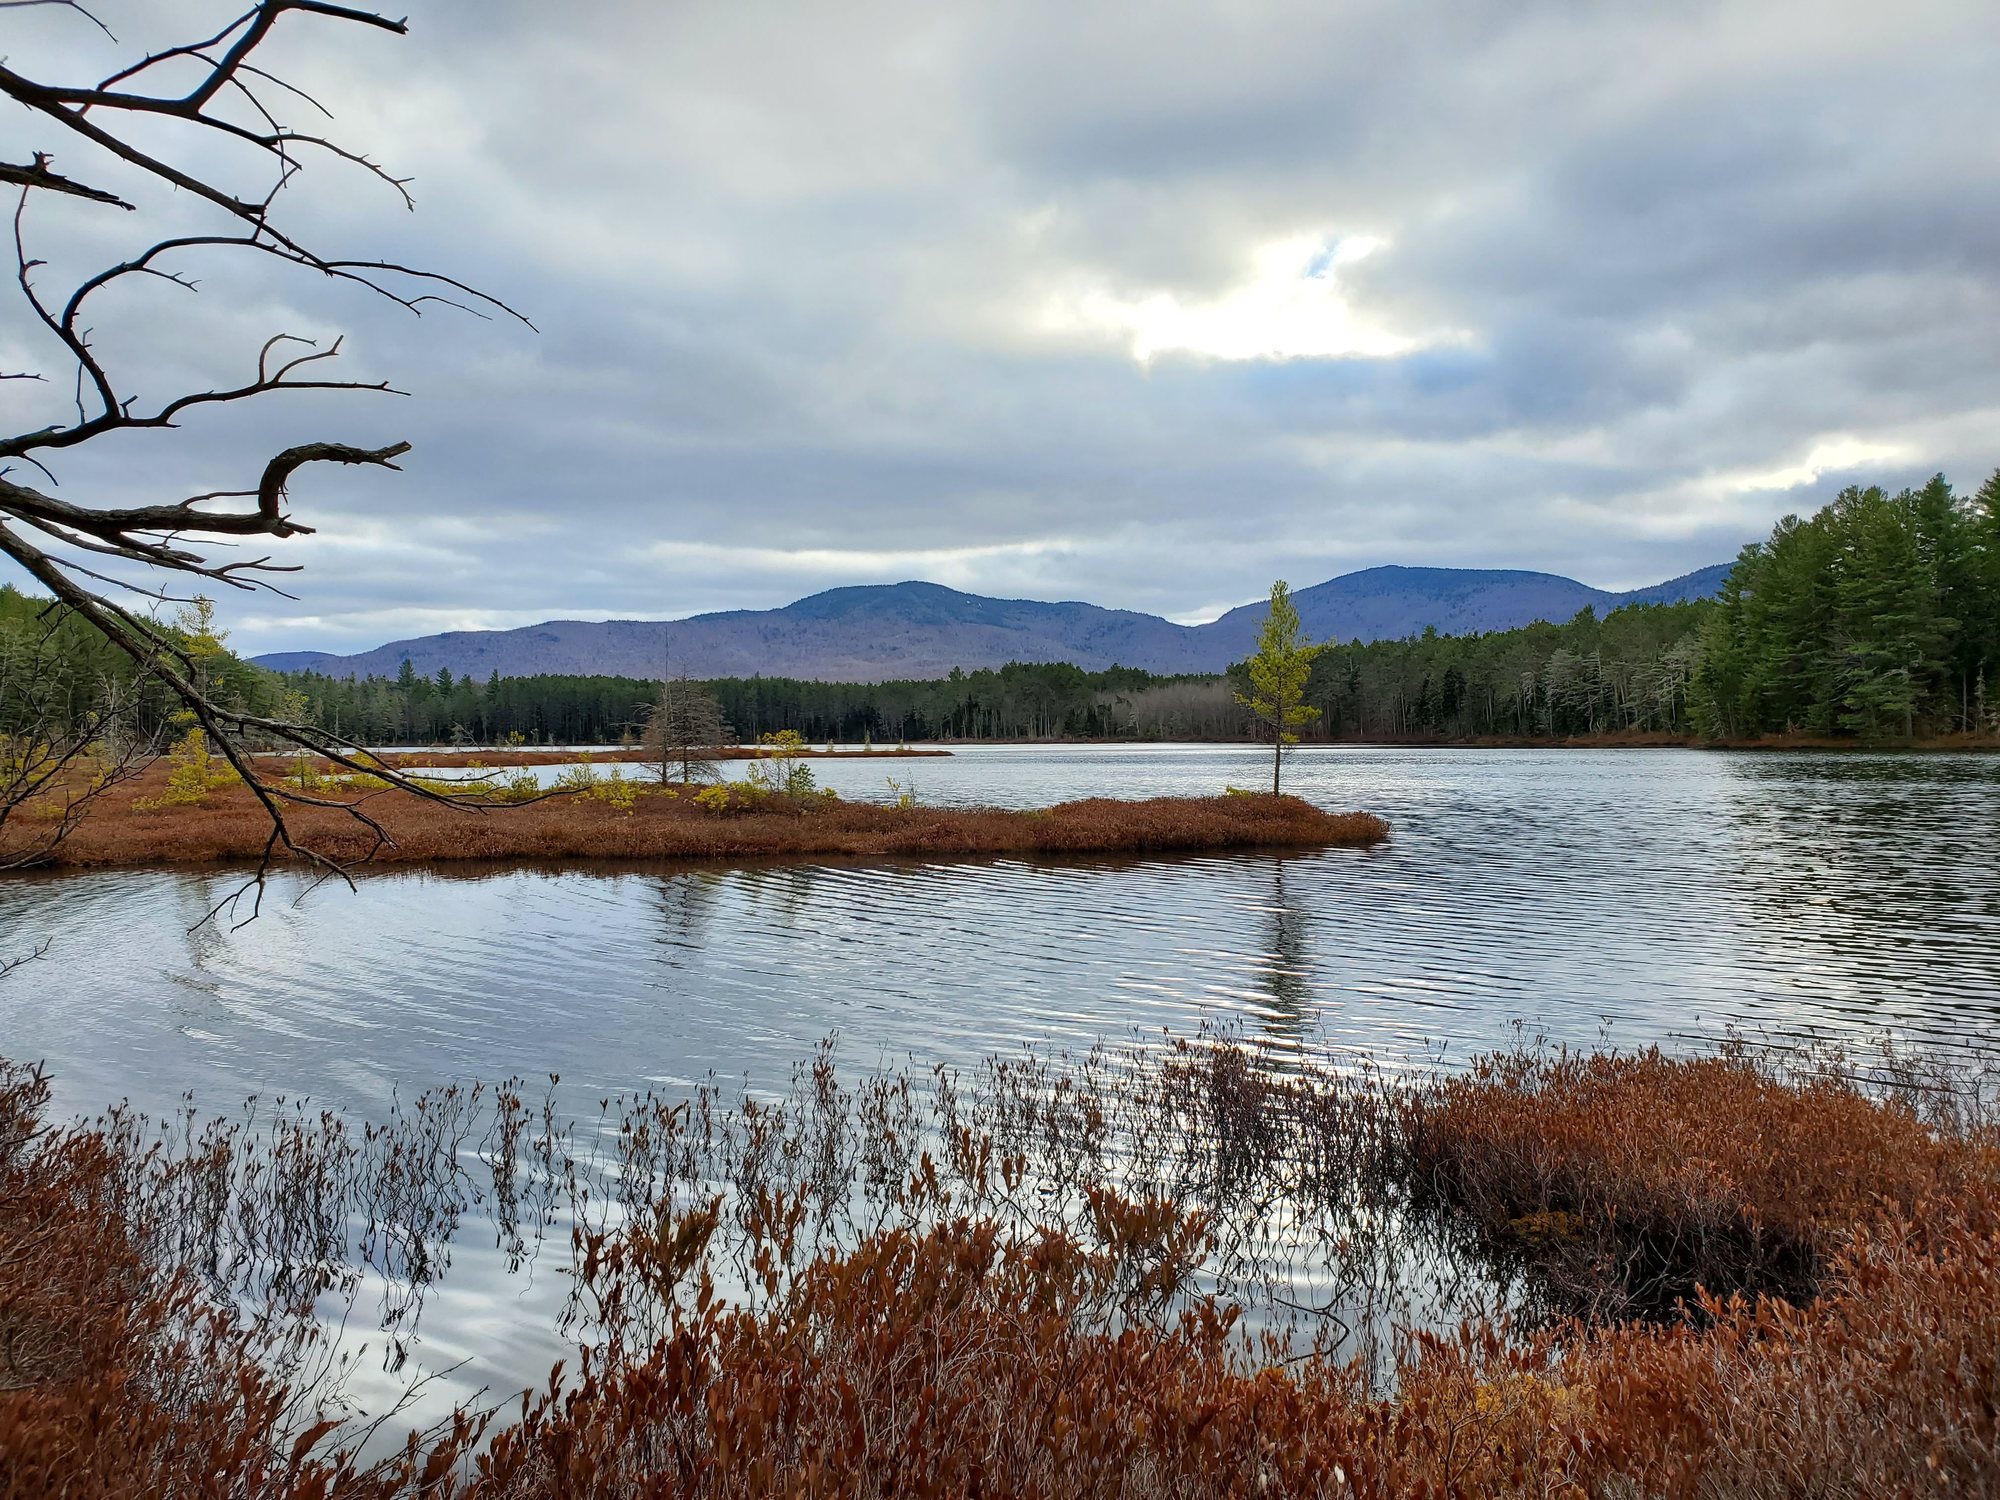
[
  {"xmin": 0, "ymin": 154, "xmax": 133, "ymax": 209},
  {"xmin": 0, "ymin": 1, "xmax": 114, "ymax": 41},
  {"xmin": 0, "ymin": 0, "xmax": 533, "ymax": 902}
]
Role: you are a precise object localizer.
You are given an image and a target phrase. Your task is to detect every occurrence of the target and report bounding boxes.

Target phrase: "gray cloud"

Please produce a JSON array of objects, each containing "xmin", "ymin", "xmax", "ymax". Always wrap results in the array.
[{"xmin": 5, "ymin": 0, "xmax": 1996, "ymax": 654}]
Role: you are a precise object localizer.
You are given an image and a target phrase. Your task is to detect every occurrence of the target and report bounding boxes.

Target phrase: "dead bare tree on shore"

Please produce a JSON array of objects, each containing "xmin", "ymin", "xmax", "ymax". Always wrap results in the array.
[
  {"xmin": 0, "ymin": 0, "xmax": 533, "ymax": 909},
  {"xmin": 642, "ymin": 643, "xmax": 732, "ymax": 786}
]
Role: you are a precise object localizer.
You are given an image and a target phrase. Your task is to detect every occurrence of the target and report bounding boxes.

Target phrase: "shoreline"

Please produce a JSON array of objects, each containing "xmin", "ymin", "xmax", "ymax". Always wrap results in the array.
[
  {"xmin": 269, "ymin": 746, "xmax": 953, "ymax": 770},
  {"xmin": 14, "ymin": 771, "xmax": 1389, "ymax": 873},
  {"xmin": 913, "ymin": 731, "xmax": 2000, "ymax": 753}
]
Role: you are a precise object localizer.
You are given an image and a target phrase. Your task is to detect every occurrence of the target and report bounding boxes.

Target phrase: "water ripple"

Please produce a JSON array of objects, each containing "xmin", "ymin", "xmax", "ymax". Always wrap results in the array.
[{"xmin": 2, "ymin": 746, "xmax": 1997, "ymax": 1124}]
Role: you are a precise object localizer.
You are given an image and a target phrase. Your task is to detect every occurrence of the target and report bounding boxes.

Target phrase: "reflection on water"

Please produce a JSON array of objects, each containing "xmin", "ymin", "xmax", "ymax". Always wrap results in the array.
[
  {"xmin": 4, "ymin": 747, "xmax": 1997, "ymax": 1119},
  {"xmin": 2, "ymin": 745, "xmax": 1997, "ymax": 1420}
]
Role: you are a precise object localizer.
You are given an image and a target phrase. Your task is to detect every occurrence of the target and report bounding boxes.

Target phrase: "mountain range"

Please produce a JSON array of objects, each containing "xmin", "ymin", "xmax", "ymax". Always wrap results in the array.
[{"xmin": 254, "ymin": 563, "xmax": 1732, "ymax": 683}]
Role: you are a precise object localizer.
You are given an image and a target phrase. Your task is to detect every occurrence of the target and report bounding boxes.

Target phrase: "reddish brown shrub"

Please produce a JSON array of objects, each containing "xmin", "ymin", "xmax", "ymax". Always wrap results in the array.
[
  {"xmin": 1401, "ymin": 1046, "xmax": 2000, "ymax": 1319},
  {"xmin": 16, "ymin": 772, "xmax": 1388, "ymax": 871},
  {"xmin": 1, "ymin": 1046, "xmax": 1995, "ymax": 1496},
  {"xmin": 0, "ymin": 1060, "xmax": 483, "ymax": 1498},
  {"xmin": 468, "ymin": 1210, "xmax": 1604, "ymax": 1500}
]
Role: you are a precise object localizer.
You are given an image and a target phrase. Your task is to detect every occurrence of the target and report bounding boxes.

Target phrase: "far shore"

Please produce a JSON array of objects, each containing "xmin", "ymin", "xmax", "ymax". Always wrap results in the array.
[
  {"xmin": 262, "ymin": 746, "xmax": 953, "ymax": 770},
  {"xmin": 303, "ymin": 732, "xmax": 2000, "ymax": 763},
  {"xmin": 914, "ymin": 730, "xmax": 2000, "ymax": 753},
  {"xmin": 15, "ymin": 767, "xmax": 1388, "ymax": 873}
]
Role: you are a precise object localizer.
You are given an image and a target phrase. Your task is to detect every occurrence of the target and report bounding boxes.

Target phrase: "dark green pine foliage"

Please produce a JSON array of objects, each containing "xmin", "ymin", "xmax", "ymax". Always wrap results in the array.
[
  {"xmin": 1693, "ymin": 471, "xmax": 2000, "ymax": 739},
  {"xmin": 1963, "ymin": 472, "xmax": 2000, "ymax": 727},
  {"xmin": 1301, "ymin": 601, "xmax": 1710, "ymax": 741},
  {"xmin": 1, "ymin": 584, "xmax": 285, "ymax": 741}
]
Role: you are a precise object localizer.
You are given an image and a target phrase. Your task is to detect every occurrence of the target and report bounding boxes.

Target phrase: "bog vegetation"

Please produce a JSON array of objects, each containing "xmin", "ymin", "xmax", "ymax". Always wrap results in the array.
[
  {"xmin": 0, "ymin": 1036, "xmax": 1993, "ymax": 1496},
  {"xmin": 12, "ymin": 762, "xmax": 1388, "ymax": 870}
]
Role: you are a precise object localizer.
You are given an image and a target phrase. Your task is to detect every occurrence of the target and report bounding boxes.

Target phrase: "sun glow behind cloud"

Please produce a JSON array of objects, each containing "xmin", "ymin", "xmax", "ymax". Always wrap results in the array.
[
  {"xmin": 1046, "ymin": 234, "xmax": 1445, "ymax": 364},
  {"xmin": 1732, "ymin": 435, "xmax": 1911, "ymax": 493}
]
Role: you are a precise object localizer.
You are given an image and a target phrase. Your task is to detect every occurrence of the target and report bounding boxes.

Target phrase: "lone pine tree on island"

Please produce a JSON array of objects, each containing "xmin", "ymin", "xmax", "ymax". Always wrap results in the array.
[{"xmin": 1238, "ymin": 580, "xmax": 1323, "ymax": 795}]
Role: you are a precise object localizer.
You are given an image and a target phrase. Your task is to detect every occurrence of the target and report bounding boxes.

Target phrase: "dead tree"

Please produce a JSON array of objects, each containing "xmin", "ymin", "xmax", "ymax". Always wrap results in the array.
[
  {"xmin": 0, "ymin": 0, "xmax": 533, "ymax": 911},
  {"xmin": 643, "ymin": 650, "xmax": 731, "ymax": 786}
]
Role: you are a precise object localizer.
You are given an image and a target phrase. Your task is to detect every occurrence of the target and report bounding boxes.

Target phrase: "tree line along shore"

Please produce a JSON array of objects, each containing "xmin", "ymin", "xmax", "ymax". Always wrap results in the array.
[
  {"xmin": 7, "ymin": 472, "xmax": 1999, "ymax": 756},
  {"xmin": 333, "ymin": 746, "xmax": 952, "ymax": 768}
]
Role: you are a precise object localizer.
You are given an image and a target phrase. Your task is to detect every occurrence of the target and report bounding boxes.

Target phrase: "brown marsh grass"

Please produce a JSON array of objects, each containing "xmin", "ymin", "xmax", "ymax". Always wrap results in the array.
[
  {"xmin": 19, "ymin": 770, "xmax": 1389, "ymax": 870},
  {"xmin": 1401, "ymin": 1044, "xmax": 2000, "ymax": 1321},
  {"xmin": 340, "ymin": 748, "xmax": 952, "ymax": 770},
  {"xmin": 0, "ymin": 1040, "xmax": 1994, "ymax": 1496}
]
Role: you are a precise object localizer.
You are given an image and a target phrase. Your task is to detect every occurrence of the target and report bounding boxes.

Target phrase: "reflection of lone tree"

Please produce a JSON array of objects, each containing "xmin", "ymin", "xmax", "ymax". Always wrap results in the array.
[
  {"xmin": 1260, "ymin": 858, "xmax": 1312, "ymax": 1038},
  {"xmin": 644, "ymin": 665, "xmax": 732, "ymax": 786},
  {"xmin": 0, "ymin": 1, "xmax": 529, "ymax": 903}
]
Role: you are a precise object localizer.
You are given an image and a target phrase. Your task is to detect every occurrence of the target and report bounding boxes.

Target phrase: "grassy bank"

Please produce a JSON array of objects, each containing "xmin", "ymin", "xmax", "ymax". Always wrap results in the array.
[
  {"xmin": 16, "ymin": 764, "xmax": 1388, "ymax": 870},
  {"xmin": 0, "ymin": 1041, "xmax": 1992, "ymax": 1496}
]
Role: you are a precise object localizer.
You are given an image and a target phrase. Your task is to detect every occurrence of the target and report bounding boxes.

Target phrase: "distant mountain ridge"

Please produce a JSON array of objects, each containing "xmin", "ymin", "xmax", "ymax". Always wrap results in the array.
[{"xmin": 255, "ymin": 563, "xmax": 1731, "ymax": 683}]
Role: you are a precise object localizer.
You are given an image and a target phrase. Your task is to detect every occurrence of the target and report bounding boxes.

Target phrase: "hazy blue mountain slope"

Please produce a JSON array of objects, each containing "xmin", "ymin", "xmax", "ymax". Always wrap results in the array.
[
  {"xmin": 1199, "ymin": 567, "xmax": 1609, "ymax": 655},
  {"xmin": 1612, "ymin": 563, "xmax": 1734, "ymax": 606},
  {"xmin": 257, "ymin": 565, "xmax": 1727, "ymax": 682}
]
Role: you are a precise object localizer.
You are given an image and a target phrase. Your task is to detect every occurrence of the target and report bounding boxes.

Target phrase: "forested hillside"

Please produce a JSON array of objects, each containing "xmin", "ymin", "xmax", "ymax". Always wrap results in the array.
[
  {"xmin": 277, "ymin": 608, "xmax": 1716, "ymax": 746},
  {"xmin": 274, "ymin": 472, "xmax": 1998, "ymax": 747},
  {"xmin": 254, "ymin": 564, "xmax": 1731, "ymax": 682}
]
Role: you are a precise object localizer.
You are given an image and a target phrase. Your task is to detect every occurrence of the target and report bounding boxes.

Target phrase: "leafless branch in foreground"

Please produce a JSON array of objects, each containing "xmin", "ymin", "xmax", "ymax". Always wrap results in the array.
[{"xmin": 0, "ymin": 1, "xmax": 536, "ymax": 907}]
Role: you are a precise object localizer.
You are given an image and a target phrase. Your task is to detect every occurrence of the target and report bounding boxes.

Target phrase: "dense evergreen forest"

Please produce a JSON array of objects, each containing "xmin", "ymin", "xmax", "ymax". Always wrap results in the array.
[
  {"xmin": 1309, "ymin": 601, "xmax": 1707, "ymax": 740},
  {"xmin": 8, "ymin": 471, "xmax": 1996, "ymax": 749},
  {"xmin": 0, "ymin": 586, "xmax": 282, "ymax": 741},
  {"xmin": 275, "ymin": 660, "xmax": 1238, "ymax": 746},
  {"xmin": 1697, "ymin": 474, "xmax": 2000, "ymax": 738}
]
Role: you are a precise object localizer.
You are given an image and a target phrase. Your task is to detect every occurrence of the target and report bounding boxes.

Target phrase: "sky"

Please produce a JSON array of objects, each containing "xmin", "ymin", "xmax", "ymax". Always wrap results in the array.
[{"xmin": 4, "ymin": 0, "xmax": 1998, "ymax": 656}]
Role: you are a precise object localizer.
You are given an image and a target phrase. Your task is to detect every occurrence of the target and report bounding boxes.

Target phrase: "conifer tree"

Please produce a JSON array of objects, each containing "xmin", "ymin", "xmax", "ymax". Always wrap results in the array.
[{"xmin": 1237, "ymin": 580, "xmax": 1321, "ymax": 794}]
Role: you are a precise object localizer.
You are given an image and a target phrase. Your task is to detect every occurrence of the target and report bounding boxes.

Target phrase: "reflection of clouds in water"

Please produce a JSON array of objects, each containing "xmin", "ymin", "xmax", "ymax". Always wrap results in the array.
[{"xmin": 1708, "ymin": 754, "xmax": 2000, "ymax": 1051}]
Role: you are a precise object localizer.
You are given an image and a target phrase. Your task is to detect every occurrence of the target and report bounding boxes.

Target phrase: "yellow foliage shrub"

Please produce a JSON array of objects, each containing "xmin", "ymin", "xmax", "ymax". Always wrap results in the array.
[
  {"xmin": 584, "ymin": 772, "xmax": 638, "ymax": 814},
  {"xmin": 132, "ymin": 728, "xmax": 236, "ymax": 810}
]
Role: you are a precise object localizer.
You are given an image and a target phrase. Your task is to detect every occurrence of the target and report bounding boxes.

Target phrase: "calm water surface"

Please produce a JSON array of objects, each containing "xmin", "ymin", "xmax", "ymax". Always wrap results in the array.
[
  {"xmin": 2, "ymin": 745, "xmax": 1996, "ymax": 1418},
  {"xmin": 4, "ymin": 745, "xmax": 1996, "ymax": 1120}
]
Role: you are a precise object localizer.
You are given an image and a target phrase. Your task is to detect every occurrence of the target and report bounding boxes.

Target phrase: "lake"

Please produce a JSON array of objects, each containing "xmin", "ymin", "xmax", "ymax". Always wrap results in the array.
[
  {"xmin": 2, "ymin": 744, "xmax": 1997, "ymax": 1420},
  {"xmin": 8, "ymin": 745, "xmax": 1996, "ymax": 1119}
]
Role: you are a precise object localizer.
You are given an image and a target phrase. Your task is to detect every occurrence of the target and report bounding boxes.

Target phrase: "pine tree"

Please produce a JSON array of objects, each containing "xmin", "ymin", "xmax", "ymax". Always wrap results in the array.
[
  {"xmin": 1236, "ymin": 580, "xmax": 1321, "ymax": 795},
  {"xmin": 1831, "ymin": 487, "xmax": 1949, "ymax": 737},
  {"xmin": 1971, "ymin": 471, "xmax": 2000, "ymax": 723}
]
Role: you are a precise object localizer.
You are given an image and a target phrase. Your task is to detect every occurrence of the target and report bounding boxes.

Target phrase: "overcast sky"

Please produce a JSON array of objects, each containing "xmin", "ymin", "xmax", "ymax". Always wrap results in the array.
[{"xmin": 6, "ymin": 0, "xmax": 1998, "ymax": 655}]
